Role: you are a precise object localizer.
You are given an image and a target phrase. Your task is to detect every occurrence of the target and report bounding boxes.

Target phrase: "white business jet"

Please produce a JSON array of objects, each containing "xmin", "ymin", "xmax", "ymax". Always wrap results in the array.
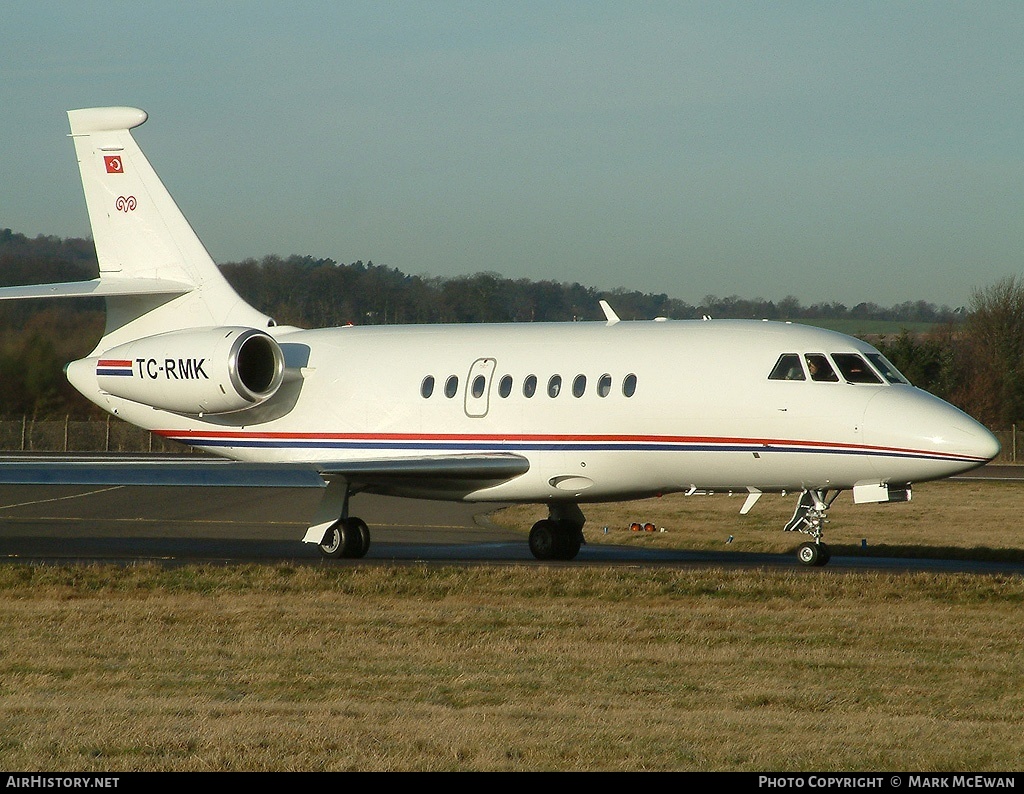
[{"xmin": 0, "ymin": 107, "xmax": 1001, "ymax": 566}]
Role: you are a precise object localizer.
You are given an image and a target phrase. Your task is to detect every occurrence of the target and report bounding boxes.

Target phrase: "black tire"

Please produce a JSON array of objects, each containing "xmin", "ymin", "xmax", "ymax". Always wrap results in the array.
[
  {"xmin": 529, "ymin": 520, "xmax": 558, "ymax": 560},
  {"xmin": 797, "ymin": 541, "xmax": 820, "ymax": 567},
  {"xmin": 318, "ymin": 517, "xmax": 370, "ymax": 559},
  {"xmin": 318, "ymin": 521, "xmax": 345, "ymax": 558},
  {"xmin": 555, "ymin": 520, "xmax": 582, "ymax": 560},
  {"xmin": 796, "ymin": 541, "xmax": 830, "ymax": 567},
  {"xmin": 342, "ymin": 517, "xmax": 371, "ymax": 558}
]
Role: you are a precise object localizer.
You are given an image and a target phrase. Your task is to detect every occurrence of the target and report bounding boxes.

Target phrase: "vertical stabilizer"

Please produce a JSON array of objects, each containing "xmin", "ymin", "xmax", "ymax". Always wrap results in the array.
[{"xmin": 66, "ymin": 107, "xmax": 272, "ymax": 347}]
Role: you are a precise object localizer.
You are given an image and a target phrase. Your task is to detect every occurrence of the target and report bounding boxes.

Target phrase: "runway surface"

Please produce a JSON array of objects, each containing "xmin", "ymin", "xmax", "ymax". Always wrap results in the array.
[{"xmin": 0, "ymin": 457, "xmax": 1020, "ymax": 573}]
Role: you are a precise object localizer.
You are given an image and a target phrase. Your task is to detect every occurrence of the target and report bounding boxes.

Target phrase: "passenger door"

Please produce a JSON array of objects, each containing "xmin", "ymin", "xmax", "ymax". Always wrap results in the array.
[{"xmin": 465, "ymin": 358, "xmax": 496, "ymax": 418}]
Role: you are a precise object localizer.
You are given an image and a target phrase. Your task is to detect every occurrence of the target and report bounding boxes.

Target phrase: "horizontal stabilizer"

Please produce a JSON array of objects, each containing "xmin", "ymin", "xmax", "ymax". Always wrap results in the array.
[{"xmin": 0, "ymin": 278, "xmax": 193, "ymax": 302}]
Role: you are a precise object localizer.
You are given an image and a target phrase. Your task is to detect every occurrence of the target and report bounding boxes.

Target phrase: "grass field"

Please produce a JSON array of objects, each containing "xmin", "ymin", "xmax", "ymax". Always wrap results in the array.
[
  {"xmin": 0, "ymin": 478, "xmax": 1022, "ymax": 772},
  {"xmin": 797, "ymin": 319, "xmax": 943, "ymax": 338}
]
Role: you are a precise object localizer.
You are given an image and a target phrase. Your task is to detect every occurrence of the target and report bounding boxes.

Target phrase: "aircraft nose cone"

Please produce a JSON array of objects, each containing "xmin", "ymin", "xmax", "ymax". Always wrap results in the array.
[{"xmin": 862, "ymin": 388, "xmax": 1000, "ymax": 479}]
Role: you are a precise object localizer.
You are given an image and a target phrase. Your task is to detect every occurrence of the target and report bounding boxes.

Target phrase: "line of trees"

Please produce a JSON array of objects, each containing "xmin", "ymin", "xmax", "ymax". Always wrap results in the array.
[
  {"xmin": 0, "ymin": 228, "xmax": 1020, "ymax": 429},
  {"xmin": 218, "ymin": 254, "xmax": 966, "ymax": 328}
]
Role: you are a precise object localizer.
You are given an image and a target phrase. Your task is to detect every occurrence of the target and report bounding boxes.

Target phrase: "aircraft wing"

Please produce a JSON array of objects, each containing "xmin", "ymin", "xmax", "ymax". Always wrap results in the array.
[
  {"xmin": 0, "ymin": 452, "xmax": 529, "ymax": 490},
  {"xmin": 0, "ymin": 456, "xmax": 326, "ymax": 488}
]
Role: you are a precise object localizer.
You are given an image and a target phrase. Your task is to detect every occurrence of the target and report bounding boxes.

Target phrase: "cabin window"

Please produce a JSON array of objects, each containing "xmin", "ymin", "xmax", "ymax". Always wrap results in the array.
[
  {"xmin": 769, "ymin": 354, "xmax": 805, "ymax": 381},
  {"xmin": 597, "ymin": 373, "xmax": 612, "ymax": 397},
  {"xmin": 421, "ymin": 375, "xmax": 435, "ymax": 398},
  {"xmin": 498, "ymin": 374, "xmax": 513, "ymax": 397},
  {"xmin": 623, "ymin": 373, "xmax": 637, "ymax": 397},
  {"xmin": 866, "ymin": 353, "xmax": 910, "ymax": 385},
  {"xmin": 523, "ymin": 374, "xmax": 537, "ymax": 398},
  {"xmin": 805, "ymin": 354, "xmax": 839, "ymax": 382},
  {"xmin": 548, "ymin": 375, "xmax": 562, "ymax": 398},
  {"xmin": 471, "ymin": 374, "xmax": 486, "ymax": 398},
  {"xmin": 444, "ymin": 375, "xmax": 459, "ymax": 398},
  {"xmin": 572, "ymin": 374, "xmax": 586, "ymax": 397},
  {"xmin": 832, "ymin": 353, "xmax": 883, "ymax": 384}
]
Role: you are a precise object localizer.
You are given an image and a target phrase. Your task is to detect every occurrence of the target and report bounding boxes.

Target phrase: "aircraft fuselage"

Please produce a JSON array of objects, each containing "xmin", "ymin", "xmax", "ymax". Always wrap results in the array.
[{"xmin": 69, "ymin": 318, "xmax": 998, "ymax": 503}]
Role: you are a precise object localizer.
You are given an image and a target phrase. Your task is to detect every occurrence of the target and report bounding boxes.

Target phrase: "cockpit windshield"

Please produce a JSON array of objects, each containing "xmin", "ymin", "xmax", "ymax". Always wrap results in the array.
[
  {"xmin": 866, "ymin": 353, "xmax": 911, "ymax": 385},
  {"xmin": 805, "ymin": 354, "xmax": 839, "ymax": 382},
  {"xmin": 768, "ymin": 351, "xmax": 908, "ymax": 386},
  {"xmin": 831, "ymin": 353, "xmax": 882, "ymax": 384},
  {"xmin": 768, "ymin": 354, "xmax": 805, "ymax": 381}
]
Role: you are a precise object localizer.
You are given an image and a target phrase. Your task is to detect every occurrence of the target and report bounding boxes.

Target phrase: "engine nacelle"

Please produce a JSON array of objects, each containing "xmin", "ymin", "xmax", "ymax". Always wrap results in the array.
[{"xmin": 91, "ymin": 327, "xmax": 285, "ymax": 415}]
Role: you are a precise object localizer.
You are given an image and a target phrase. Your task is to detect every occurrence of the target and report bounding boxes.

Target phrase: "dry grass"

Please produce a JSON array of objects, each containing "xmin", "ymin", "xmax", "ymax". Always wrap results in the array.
[{"xmin": 1, "ymin": 479, "xmax": 1023, "ymax": 772}]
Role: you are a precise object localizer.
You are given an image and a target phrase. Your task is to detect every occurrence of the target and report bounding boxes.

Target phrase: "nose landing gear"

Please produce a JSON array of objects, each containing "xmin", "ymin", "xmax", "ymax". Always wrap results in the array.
[{"xmin": 785, "ymin": 489, "xmax": 839, "ymax": 567}]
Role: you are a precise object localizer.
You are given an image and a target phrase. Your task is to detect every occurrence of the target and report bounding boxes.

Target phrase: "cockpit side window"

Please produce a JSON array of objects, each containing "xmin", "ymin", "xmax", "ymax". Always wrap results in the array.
[
  {"xmin": 866, "ymin": 353, "xmax": 910, "ymax": 385},
  {"xmin": 805, "ymin": 354, "xmax": 839, "ymax": 382},
  {"xmin": 832, "ymin": 353, "xmax": 883, "ymax": 384},
  {"xmin": 769, "ymin": 354, "xmax": 805, "ymax": 381}
]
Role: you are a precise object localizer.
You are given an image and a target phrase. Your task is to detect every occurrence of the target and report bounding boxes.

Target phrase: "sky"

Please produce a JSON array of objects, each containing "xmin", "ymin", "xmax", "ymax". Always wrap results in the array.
[{"xmin": 2, "ymin": 1, "xmax": 1022, "ymax": 310}]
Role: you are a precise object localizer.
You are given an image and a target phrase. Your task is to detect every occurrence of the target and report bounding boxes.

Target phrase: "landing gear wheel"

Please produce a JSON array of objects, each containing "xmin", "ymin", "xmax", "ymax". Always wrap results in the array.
[
  {"xmin": 529, "ymin": 520, "xmax": 558, "ymax": 560},
  {"xmin": 319, "ymin": 517, "xmax": 370, "ymax": 559},
  {"xmin": 529, "ymin": 519, "xmax": 583, "ymax": 561},
  {"xmin": 796, "ymin": 541, "xmax": 830, "ymax": 567},
  {"xmin": 319, "ymin": 522, "xmax": 345, "ymax": 558},
  {"xmin": 343, "ymin": 517, "xmax": 371, "ymax": 558},
  {"xmin": 556, "ymin": 520, "xmax": 582, "ymax": 560}
]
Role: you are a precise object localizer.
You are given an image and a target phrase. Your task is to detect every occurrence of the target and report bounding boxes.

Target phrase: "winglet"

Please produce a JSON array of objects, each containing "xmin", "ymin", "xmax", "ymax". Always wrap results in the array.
[{"xmin": 599, "ymin": 300, "xmax": 620, "ymax": 326}]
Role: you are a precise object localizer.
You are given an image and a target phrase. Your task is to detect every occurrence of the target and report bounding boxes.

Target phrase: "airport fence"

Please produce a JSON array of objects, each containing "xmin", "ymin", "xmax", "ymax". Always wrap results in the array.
[
  {"xmin": 0, "ymin": 418, "xmax": 1021, "ymax": 464},
  {"xmin": 994, "ymin": 429, "xmax": 1022, "ymax": 464},
  {"xmin": 0, "ymin": 417, "xmax": 192, "ymax": 454}
]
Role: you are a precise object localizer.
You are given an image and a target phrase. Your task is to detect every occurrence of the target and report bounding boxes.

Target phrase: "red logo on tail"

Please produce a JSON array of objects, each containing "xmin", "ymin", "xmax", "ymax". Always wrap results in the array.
[{"xmin": 104, "ymin": 156, "xmax": 123, "ymax": 173}]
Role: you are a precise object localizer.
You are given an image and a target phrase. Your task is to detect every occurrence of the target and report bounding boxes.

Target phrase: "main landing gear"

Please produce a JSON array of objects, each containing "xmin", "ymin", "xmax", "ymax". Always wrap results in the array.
[
  {"xmin": 784, "ymin": 489, "xmax": 840, "ymax": 567},
  {"xmin": 528, "ymin": 503, "xmax": 586, "ymax": 561},
  {"xmin": 318, "ymin": 515, "xmax": 371, "ymax": 559},
  {"xmin": 314, "ymin": 480, "xmax": 371, "ymax": 559}
]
